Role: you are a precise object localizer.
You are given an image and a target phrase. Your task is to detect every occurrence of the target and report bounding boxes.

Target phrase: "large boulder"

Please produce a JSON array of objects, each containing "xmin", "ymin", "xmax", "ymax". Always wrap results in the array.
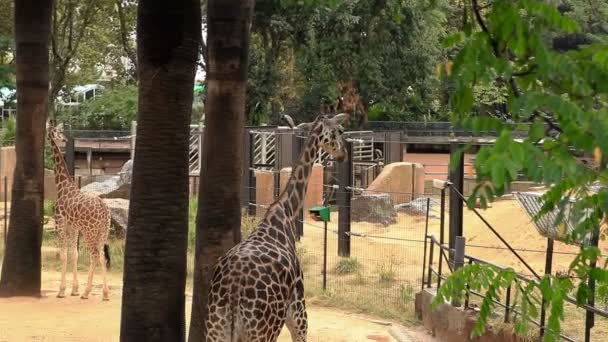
[
  {"xmin": 80, "ymin": 159, "xmax": 132, "ymax": 199},
  {"xmin": 366, "ymin": 162, "xmax": 425, "ymax": 204},
  {"xmin": 103, "ymin": 198, "xmax": 129, "ymax": 236},
  {"xmin": 351, "ymin": 193, "xmax": 397, "ymax": 226}
]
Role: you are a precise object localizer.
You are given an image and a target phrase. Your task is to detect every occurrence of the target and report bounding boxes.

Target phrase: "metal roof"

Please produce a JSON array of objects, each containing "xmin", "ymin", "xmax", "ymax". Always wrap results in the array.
[{"xmin": 514, "ymin": 191, "xmax": 577, "ymax": 243}]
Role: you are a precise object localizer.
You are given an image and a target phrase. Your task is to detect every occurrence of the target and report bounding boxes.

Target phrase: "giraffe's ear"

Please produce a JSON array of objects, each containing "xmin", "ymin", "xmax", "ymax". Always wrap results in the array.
[
  {"xmin": 296, "ymin": 122, "xmax": 313, "ymax": 133},
  {"xmin": 330, "ymin": 113, "xmax": 349, "ymax": 125},
  {"xmin": 56, "ymin": 123, "xmax": 64, "ymax": 132},
  {"xmin": 281, "ymin": 114, "xmax": 296, "ymax": 129}
]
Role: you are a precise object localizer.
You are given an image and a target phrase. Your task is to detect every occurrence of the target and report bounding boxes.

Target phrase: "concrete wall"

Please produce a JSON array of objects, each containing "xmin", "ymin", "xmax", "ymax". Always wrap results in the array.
[
  {"xmin": 424, "ymin": 177, "xmax": 539, "ymax": 197},
  {"xmin": 279, "ymin": 163, "xmax": 323, "ymax": 210},
  {"xmin": 255, "ymin": 170, "xmax": 275, "ymax": 216},
  {"xmin": 404, "ymin": 153, "xmax": 476, "ymax": 180},
  {"xmin": 415, "ymin": 288, "xmax": 526, "ymax": 342},
  {"xmin": 0, "ymin": 146, "xmax": 15, "ymax": 200}
]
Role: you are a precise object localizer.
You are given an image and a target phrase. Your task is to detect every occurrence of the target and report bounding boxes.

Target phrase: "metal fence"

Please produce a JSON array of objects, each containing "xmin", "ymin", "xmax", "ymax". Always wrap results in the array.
[{"xmin": 423, "ymin": 185, "xmax": 608, "ymax": 342}]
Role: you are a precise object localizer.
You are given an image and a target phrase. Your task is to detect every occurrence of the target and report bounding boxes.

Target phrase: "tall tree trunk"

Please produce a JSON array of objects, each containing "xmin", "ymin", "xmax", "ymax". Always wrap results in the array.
[
  {"xmin": 187, "ymin": 1, "xmax": 254, "ymax": 340},
  {"xmin": 0, "ymin": 0, "xmax": 52, "ymax": 297},
  {"xmin": 119, "ymin": 1, "xmax": 200, "ymax": 341}
]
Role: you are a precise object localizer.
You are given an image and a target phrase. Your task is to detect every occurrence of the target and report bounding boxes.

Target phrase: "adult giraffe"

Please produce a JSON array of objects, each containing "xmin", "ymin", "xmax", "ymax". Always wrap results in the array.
[
  {"xmin": 204, "ymin": 113, "xmax": 349, "ymax": 342},
  {"xmin": 47, "ymin": 121, "xmax": 111, "ymax": 301}
]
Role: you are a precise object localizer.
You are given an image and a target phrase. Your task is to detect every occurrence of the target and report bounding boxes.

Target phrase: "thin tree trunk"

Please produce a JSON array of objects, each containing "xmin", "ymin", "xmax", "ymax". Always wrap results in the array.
[
  {"xmin": 187, "ymin": 1, "xmax": 254, "ymax": 340},
  {"xmin": 0, "ymin": 0, "xmax": 52, "ymax": 297},
  {"xmin": 119, "ymin": 1, "xmax": 200, "ymax": 341}
]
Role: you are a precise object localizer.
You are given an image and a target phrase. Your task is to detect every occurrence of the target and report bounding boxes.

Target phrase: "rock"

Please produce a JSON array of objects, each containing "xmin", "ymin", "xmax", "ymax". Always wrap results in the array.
[
  {"xmin": 80, "ymin": 160, "xmax": 132, "ymax": 199},
  {"xmin": 103, "ymin": 198, "xmax": 129, "ymax": 236},
  {"xmin": 118, "ymin": 159, "xmax": 133, "ymax": 185},
  {"xmin": 351, "ymin": 193, "xmax": 397, "ymax": 226},
  {"xmin": 394, "ymin": 197, "xmax": 441, "ymax": 218}
]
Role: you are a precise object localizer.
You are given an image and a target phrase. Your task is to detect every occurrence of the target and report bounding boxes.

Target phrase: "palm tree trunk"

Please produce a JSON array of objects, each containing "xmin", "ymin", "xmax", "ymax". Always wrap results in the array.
[
  {"xmin": 119, "ymin": 1, "xmax": 200, "ymax": 341},
  {"xmin": 187, "ymin": 1, "xmax": 254, "ymax": 340},
  {"xmin": 0, "ymin": 0, "xmax": 52, "ymax": 297}
]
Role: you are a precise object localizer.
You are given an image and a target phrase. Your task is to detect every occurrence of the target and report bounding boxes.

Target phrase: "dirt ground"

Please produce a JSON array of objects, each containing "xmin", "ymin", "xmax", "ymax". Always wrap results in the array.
[{"xmin": 0, "ymin": 271, "xmax": 434, "ymax": 342}]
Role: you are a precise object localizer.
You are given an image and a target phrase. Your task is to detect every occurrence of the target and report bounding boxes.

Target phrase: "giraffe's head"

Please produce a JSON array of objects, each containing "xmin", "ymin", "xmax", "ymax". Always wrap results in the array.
[
  {"xmin": 283, "ymin": 113, "xmax": 349, "ymax": 162},
  {"xmin": 46, "ymin": 119, "xmax": 67, "ymax": 144}
]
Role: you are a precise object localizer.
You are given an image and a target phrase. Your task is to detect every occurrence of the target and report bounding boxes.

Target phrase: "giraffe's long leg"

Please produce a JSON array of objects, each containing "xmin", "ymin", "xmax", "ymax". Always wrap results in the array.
[
  {"xmin": 81, "ymin": 249, "xmax": 98, "ymax": 300},
  {"xmin": 97, "ymin": 244, "xmax": 109, "ymax": 301},
  {"xmin": 285, "ymin": 280, "xmax": 307, "ymax": 342},
  {"xmin": 68, "ymin": 229, "xmax": 79, "ymax": 296},
  {"xmin": 56, "ymin": 216, "xmax": 68, "ymax": 298}
]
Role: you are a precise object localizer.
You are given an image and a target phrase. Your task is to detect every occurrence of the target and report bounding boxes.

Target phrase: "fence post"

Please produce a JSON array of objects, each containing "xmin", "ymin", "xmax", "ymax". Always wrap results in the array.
[
  {"xmin": 337, "ymin": 141, "xmax": 353, "ymax": 257},
  {"xmin": 65, "ymin": 136, "xmax": 75, "ymax": 177},
  {"xmin": 505, "ymin": 285, "xmax": 512, "ymax": 323},
  {"xmin": 451, "ymin": 236, "xmax": 465, "ymax": 307},
  {"xmin": 427, "ymin": 239, "xmax": 434, "ymax": 288},
  {"xmin": 323, "ymin": 219, "xmax": 328, "ymax": 290},
  {"xmin": 540, "ymin": 237, "xmax": 554, "ymax": 338},
  {"xmin": 422, "ymin": 198, "xmax": 430, "ymax": 291},
  {"xmin": 448, "ymin": 143, "xmax": 464, "ymax": 262},
  {"xmin": 130, "ymin": 120, "xmax": 136, "ymax": 160},
  {"xmin": 585, "ymin": 230, "xmax": 599, "ymax": 342}
]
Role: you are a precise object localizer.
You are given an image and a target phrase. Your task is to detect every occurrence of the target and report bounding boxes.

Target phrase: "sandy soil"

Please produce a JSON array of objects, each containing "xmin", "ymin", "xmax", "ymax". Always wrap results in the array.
[{"xmin": 0, "ymin": 271, "xmax": 422, "ymax": 342}]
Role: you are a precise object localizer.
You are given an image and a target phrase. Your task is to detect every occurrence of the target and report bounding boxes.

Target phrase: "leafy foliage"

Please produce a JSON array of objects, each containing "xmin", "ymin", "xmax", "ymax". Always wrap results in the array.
[
  {"xmin": 58, "ymin": 85, "xmax": 137, "ymax": 130},
  {"xmin": 245, "ymin": 0, "xmax": 450, "ymax": 125},
  {"xmin": 438, "ymin": 0, "xmax": 608, "ymax": 340},
  {"xmin": 0, "ymin": 115, "xmax": 15, "ymax": 146}
]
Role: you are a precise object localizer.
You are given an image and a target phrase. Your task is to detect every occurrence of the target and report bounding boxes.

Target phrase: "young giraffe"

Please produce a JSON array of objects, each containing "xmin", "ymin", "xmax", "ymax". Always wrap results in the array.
[
  {"xmin": 204, "ymin": 113, "xmax": 349, "ymax": 342},
  {"xmin": 47, "ymin": 121, "xmax": 111, "ymax": 301}
]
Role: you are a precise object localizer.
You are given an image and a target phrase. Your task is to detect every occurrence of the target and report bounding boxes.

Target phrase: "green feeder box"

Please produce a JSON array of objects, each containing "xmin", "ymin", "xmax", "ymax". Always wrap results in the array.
[{"xmin": 309, "ymin": 206, "xmax": 330, "ymax": 222}]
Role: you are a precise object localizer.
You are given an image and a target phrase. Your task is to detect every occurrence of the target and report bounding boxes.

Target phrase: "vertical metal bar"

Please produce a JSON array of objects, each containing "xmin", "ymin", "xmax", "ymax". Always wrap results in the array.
[
  {"xmin": 448, "ymin": 143, "xmax": 464, "ymax": 262},
  {"xmin": 421, "ymin": 198, "xmax": 430, "ymax": 291},
  {"xmin": 437, "ymin": 242, "xmax": 443, "ymax": 289},
  {"xmin": 505, "ymin": 285, "xmax": 512, "ymax": 323},
  {"xmin": 464, "ymin": 259, "xmax": 472, "ymax": 309},
  {"xmin": 440, "ymin": 188, "xmax": 446, "ymax": 247},
  {"xmin": 427, "ymin": 240, "xmax": 434, "ymax": 288},
  {"xmin": 323, "ymin": 220, "xmax": 328, "ymax": 291},
  {"xmin": 337, "ymin": 141, "xmax": 353, "ymax": 257},
  {"xmin": 585, "ymin": 229, "xmax": 599, "ymax": 342},
  {"xmin": 451, "ymin": 236, "xmax": 466, "ymax": 307},
  {"xmin": 540, "ymin": 238, "xmax": 554, "ymax": 338},
  {"xmin": 247, "ymin": 132, "xmax": 256, "ymax": 216}
]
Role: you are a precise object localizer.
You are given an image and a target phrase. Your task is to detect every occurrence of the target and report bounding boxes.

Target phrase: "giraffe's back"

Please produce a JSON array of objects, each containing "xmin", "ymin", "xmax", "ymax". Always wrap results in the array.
[{"xmin": 205, "ymin": 226, "xmax": 302, "ymax": 342}]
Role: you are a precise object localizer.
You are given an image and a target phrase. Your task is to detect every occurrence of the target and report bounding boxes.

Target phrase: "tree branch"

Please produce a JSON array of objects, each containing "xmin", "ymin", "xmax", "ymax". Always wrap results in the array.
[
  {"xmin": 116, "ymin": 0, "xmax": 137, "ymax": 78},
  {"xmin": 471, "ymin": 0, "xmax": 562, "ymax": 133}
]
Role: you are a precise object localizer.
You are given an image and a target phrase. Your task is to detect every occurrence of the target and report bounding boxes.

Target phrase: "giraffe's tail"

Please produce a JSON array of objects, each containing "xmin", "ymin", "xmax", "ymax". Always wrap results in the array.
[{"xmin": 103, "ymin": 244, "xmax": 111, "ymax": 270}]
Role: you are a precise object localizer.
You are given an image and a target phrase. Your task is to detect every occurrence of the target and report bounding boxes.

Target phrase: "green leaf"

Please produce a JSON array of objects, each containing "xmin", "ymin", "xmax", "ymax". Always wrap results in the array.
[
  {"xmin": 442, "ymin": 32, "xmax": 465, "ymax": 48},
  {"xmin": 491, "ymin": 159, "xmax": 506, "ymax": 189},
  {"xmin": 529, "ymin": 122, "xmax": 545, "ymax": 141}
]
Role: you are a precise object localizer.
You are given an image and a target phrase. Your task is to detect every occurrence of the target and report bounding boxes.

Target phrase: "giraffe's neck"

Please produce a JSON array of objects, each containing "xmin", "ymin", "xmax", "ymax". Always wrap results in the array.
[
  {"xmin": 274, "ymin": 124, "xmax": 322, "ymax": 224},
  {"xmin": 48, "ymin": 132, "xmax": 77, "ymax": 197}
]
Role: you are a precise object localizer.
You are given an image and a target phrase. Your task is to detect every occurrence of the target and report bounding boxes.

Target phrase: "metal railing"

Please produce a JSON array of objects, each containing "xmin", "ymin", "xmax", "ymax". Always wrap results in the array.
[{"xmin": 423, "ymin": 235, "xmax": 608, "ymax": 342}]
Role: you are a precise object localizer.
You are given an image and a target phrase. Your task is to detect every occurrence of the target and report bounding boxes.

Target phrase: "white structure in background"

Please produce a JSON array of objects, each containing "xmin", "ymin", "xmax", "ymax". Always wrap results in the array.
[
  {"xmin": 0, "ymin": 87, "xmax": 16, "ymax": 122},
  {"xmin": 58, "ymin": 84, "xmax": 105, "ymax": 107}
]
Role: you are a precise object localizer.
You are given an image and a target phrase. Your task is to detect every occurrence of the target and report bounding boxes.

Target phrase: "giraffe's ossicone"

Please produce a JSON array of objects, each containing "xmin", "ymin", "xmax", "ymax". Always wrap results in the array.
[
  {"xmin": 47, "ymin": 120, "xmax": 112, "ymax": 301},
  {"xmin": 204, "ymin": 114, "xmax": 349, "ymax": 342}
]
